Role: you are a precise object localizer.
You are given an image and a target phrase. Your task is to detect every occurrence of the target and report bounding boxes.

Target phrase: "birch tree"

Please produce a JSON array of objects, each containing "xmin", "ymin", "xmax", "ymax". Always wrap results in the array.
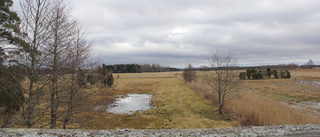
[
  {"xmin": 16, "ymin": 0, "xmax": 92, "ymax": 128},
  {"xmin": 62, "ymin": 23, "xmax": 92, "ymax": 129},
  {"xmin": 20, "ymin": 0, "xmax": 54, "ymax": 128},
  {"xmin": 45, "ymin": 0, "xmax": 77, "ymax": 129},
  {"xmin": 204, "ymin": 49, "xmax": 239, "ymax": 114}
]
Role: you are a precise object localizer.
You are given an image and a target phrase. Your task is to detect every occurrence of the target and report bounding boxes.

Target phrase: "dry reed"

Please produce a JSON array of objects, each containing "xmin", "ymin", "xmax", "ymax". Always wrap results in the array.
[{"xmin": 185, "ymin": 70, "xmax": 320, "ymax": 126}]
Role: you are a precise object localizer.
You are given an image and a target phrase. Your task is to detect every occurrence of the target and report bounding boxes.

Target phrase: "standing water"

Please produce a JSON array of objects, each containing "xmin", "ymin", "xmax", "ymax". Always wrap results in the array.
[{"xmin": 104, "ymin": 94, "xmax": 153, "ymax": 114}]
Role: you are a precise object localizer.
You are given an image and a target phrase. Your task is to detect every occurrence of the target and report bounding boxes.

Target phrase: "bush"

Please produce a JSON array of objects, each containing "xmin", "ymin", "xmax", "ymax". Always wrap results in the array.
[
  {"xmin": 76, "ymin": 67, "xmax": 86, "ymax": 88},
  {"xmin": 280, "ymin": 71, "xmax": 286, "ymax": 79},
  {"xmin": 246, "ymin": 69, "xmax": 253, "ymax": 79},
  {"xmin": 239, "ymin": 72, "xmax": 246, "ymax": 80},
  {"xmin": 183, "ymin": 64, "xmax": 196, "ymax": 83},
  {"xmin": 86, "ymin": 73, "xmax": 97, "ymax": 87},
  {"xmin": 286, "ymin": 70, "xmax": 291, "ymax": 79},
  {"xmin": 266, "ymin": 68, "xmax": 272, "ymax": 78},
  {"xmin": 106, "ymin": 73, "xmax": 114, "ymax": 87},
  {"xmin": 273, "ymin": 70, "xmax": 279, "ymax": 79}
]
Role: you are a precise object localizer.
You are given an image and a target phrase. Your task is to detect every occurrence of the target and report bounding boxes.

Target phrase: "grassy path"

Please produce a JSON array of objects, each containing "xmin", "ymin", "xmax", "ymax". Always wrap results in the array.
[{"xmin": 75, "ymin": 72, "xmax": 235, "ymax": 129}]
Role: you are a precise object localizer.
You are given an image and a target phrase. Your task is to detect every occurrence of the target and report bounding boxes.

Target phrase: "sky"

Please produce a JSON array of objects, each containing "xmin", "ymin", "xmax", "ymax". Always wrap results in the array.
[{"xmin": 13, "ymin": 0, "xmax": 320, "ymax": 68}]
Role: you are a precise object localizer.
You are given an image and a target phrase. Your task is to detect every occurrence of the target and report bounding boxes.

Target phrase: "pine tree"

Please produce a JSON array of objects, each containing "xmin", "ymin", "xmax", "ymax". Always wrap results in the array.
[{"xmin": 0, "ymin": 0, "xmax": 26, "ymax": 127}]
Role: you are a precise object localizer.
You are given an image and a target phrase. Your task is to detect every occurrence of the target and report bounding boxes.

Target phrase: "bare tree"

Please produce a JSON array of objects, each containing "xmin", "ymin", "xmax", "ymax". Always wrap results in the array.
[
  {"xmin": 20, "ymin": 0, "xmax": 55, "ymax": 128},
  {"xmin": 204, "ymin": 49, "xmax": 239, "ymax": 114},
  {"xmin": 304, "ymin": 59, "xmax": 314, "ymax": 69},
  {"xmin": 62, "ymin": 23, "xmax": 92, "ymax": 129},
  {"xmin": 44, "ymin": 0, "xmax": 77, "ymax": 129},
  {"xmin": 0, "ymin": 0, "xmax": 94, "ymax": 129}
]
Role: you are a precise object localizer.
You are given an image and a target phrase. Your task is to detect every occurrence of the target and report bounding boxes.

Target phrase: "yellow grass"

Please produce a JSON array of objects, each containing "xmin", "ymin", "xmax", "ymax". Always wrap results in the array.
[
  {"xmin": 225, "ymin": 91, "xmax": 319, "ymax": 126},
  {"xmin": 69, "ymin": 72, "xmax": 236, "ymax": 129},
  {"xmin": 7, "ymin": 68, "xmax": 320, "ymax": 129},
  {"xmin": 186, "ymin": 69, "xmax": 320, "ymax": 126}
]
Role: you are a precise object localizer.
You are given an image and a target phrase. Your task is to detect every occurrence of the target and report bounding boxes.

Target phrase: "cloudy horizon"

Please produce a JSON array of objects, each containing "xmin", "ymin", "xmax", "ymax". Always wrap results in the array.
[{"xmin": 13, "ymin": 0, "xmax": 320, "ymax": 68}]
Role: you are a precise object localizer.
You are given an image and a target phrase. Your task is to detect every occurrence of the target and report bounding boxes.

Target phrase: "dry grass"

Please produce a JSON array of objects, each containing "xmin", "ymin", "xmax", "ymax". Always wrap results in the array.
[
  {"xmin": 225, "ymin": 91, "xmax": 319, "ymax": 126},
  {"xmin": 291, "ymin": 68, "xmax": 320, "ymax": 77},
  {"xmin": 186, "ymin": 69, "xmax": 320, "ymax": 126},
  {"xmin": 7, "ymin": 69, "xmax": 320, "ymax": 129},
  {"xmin": 242, "ymin": 79, "xmax": 320, "ymax": 102},
  {"xmin": 69, "ymin": 72, "xmax": 236, "ymax": 129}
]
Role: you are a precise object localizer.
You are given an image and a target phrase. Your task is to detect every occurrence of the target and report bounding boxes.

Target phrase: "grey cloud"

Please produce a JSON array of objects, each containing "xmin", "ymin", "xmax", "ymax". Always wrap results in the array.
[{"xmin": 13, "ymin": 0, "xmax": 320, "ymax": 67}]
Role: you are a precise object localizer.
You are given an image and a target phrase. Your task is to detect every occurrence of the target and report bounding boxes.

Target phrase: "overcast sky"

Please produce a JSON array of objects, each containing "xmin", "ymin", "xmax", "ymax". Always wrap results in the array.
[{"xmin": 14, "ymin": 0, "xmax": 320, "ymax": 68}]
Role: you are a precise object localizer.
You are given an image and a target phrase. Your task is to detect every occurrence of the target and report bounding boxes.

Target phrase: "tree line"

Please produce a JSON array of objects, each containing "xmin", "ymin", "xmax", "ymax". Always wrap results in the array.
[{"xmin": 104, "ymin": 63, "xmax": 172, "ymax": 73}]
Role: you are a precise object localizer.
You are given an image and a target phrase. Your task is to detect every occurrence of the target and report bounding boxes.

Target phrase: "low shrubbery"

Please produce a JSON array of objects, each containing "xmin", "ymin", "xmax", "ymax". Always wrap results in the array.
[{"xmin": 240, "ymin": 68, "xmax": 291, "ymax": 80}]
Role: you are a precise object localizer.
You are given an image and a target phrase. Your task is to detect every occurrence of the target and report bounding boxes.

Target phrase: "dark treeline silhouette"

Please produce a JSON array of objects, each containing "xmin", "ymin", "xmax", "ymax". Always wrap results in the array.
[
  {"xmin": 104, "ymin": 64, "xmax": 179, "ymax": 73},
  {"xmin": 105, "ymin": 64, "xmax": 141, "ymax": 73}
]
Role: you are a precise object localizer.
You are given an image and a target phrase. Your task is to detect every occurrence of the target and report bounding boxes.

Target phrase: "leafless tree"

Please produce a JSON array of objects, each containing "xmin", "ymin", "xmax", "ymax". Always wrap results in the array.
[
  {"xmin": 304, "ymin": 59, "xmax": 314, "ymax": 69},
  {"xmin": 0, "ymin": 0, "xmax": 94, "ymax": 129},
  {"xmin": 20, "ymin": 0, "xmax": 55, "ymax": 128},
  {"xmin": 204, "ymin": 49, "xmax": 239, "ymax": 114},
  {"xmin": 43, "ymin": 0, "xmax": 78, "ymax": 129},
  {"xmin": 61, "ymin": 22, "xmax": 92, "ymax": 129}
]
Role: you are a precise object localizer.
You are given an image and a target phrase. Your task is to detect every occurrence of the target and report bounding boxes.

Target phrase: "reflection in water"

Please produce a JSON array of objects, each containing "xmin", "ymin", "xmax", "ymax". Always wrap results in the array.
[{"xmin": 106, "ymin": 94, "xmax": 153, "ymax": 114}]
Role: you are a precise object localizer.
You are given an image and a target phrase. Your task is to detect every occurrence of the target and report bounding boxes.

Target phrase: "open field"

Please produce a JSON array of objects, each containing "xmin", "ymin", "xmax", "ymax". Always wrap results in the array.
[
  {"xmin": 68, "ymin": 72, "xmax": 236, "ymax": 129},
  {"xmin": 73, "ymin": 68, "xmax": 320, "ymax": 128},
  {"xmin": 7, "ymin": 68, "xmax": 320, "ymax": 129},
  {"xmin": 187, "ymin": 68, "xmax": 320, "ymax": 126}
]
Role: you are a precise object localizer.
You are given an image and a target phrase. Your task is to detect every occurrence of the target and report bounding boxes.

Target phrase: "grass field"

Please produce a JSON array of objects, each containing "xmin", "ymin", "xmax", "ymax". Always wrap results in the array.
[
  {"xmin": 187, "ymin": 69, "xmax": 320, "ymax": 126},
  {"xmin": 70, "ymin": 72, "xmax": 236, "ymax": 129},
  {"xmin": 9, "ymin": 68, "xmax": 320, "ymax": 129},
  {"xmin": 60, "ymin": 69, "xmax": 320, "ymax": 128}
]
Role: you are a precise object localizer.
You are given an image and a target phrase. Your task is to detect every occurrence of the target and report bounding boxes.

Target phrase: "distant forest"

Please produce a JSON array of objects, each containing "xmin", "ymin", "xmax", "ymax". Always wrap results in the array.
[
  {"xmin": 104, "ymin": 63, "xmax": 318, "ymax": 73},
  {"xmin": 105, "ymin": 64, "xmax": 181, "ymax": 73}
]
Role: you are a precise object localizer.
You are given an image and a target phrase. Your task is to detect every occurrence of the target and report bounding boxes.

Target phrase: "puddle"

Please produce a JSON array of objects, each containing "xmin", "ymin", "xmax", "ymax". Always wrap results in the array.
[{"xmin": 95, "ymin": 94, "xmax": 154, "ymax": 114}]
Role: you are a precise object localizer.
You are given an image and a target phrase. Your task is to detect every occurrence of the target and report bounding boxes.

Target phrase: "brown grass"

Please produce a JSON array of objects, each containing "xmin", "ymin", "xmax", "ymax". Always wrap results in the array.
[
  {"xmin": 68, "ymin": 72, "xmax": 235, "ymax": 129},
  {"xmin": 225, "ymin": 91, "xmax": 319, "ymax": 126},
  {"xmin": 185, "ymin": 69, "xmax": 320, "ymax": 126},
  {"xmin": 7, "ymin": 69, "xmax": 320, "ymax": 129}
]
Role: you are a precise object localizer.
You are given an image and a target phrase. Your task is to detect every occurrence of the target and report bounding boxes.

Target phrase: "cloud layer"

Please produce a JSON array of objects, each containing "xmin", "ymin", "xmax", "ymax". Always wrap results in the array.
[{"xmin": 15, "ymin": 0, "xmax": 320, "ymax": 67}]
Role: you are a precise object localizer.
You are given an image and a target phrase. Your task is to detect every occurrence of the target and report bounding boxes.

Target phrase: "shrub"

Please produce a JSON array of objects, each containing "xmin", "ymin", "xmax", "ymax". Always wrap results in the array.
[
  {"xmin": 266, "ymin": 68, "xmax": 272, "ymax": 78},
  {"xmin": 273, "ymin": 70, "xmax": 279, "ymax": 79},
  {"xmin": 183, "ymin": 64, "xmax": 196, "ymax": 83},
  {"xmin": 286, "ymin": 70, "xmax": 291, "ymax": 79},
  {"xmin": 280, "ymin": 71, "xmax": 286, "ymax": 79},
  {"xmin": 86, "ymin": 73, "xmax": 97, "ymax": 86},
  {"xmin": 239, "ymin": 72, "xmax": 246, "ymax": 80},
  {"xmin": 77, "ymin": 67, "xmax": 86, "ymax": 88},
  {"xmin": 106, "ymin": 73, "xmax": 114, "ymax": 87}
]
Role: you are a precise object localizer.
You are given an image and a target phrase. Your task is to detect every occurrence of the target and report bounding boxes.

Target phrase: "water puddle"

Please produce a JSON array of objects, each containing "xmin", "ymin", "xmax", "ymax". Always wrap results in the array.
[{"xmin": 94, "ymin": 94, "xmax": 153, "ymax": 114}]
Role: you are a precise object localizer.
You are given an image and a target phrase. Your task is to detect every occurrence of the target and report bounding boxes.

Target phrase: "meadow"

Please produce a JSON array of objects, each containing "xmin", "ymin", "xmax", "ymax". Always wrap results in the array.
[
  {"xmin": 188, "ymin": 68, "xmax": 320, "ymax": 126},
  {"xmin": 8, "ymin": 68, "xmax": 320, "ymax": 129},
  {"xmin": 69, "ymin": 72, "xmax": 236, "ymax": 129}
]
